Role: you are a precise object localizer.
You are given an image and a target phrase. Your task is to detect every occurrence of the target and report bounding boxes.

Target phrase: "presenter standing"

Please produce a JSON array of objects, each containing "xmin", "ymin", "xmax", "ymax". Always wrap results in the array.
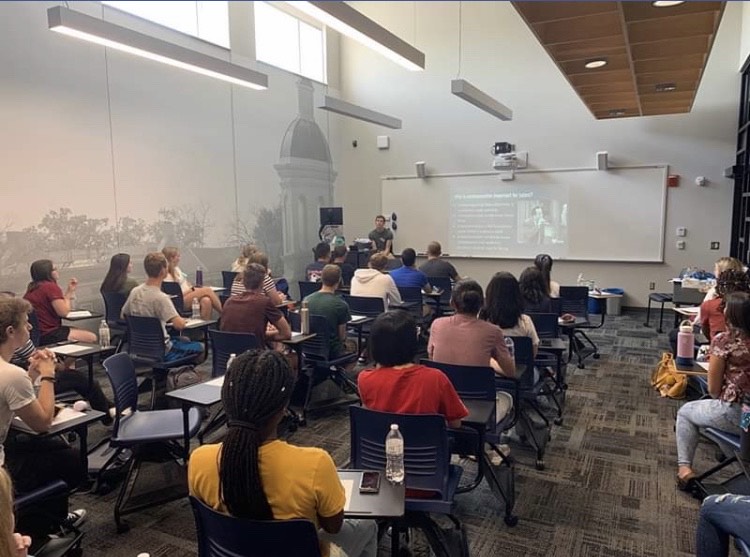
[{"xmin": 368, "ymin": 215, "xmax": 393, "ymax": 255}]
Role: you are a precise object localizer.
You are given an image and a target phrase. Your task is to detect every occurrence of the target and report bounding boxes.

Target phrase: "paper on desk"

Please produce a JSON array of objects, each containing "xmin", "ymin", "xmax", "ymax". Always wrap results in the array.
[
  {"xmin": 291, "ymin": 332, "xmax": 304, "ymax": 340},
  {"xmin": 209, "ymin": 286, "xmax": 224, "ymax": 292},
  {"xmin": 676, "ymin": 306, "xmax": 700, "ymax": 315},
  {"xmin": 66, "ymin": 310, "xmax": 92, "ymax": 319},
  {"xmin": 184, "ymin": 318, "xmax": 205, "ymax": 327},
  {"xmin": 205, "ymin": 376, "xmax": 225, "ymax": 387},
  {"xmin": 50, "ymin": 344, "xmax": 89, "ymax": 356},
  {"xmin": 697, "ymin": 361, "xmax": 709, "ymax": 372},
  {"xmin": 341, "ymin": 479, "xmax": 354, "ymax": 511},
  {"xmin": 13, "ymin": 407, "xmax": 85, "ymax": 434}
]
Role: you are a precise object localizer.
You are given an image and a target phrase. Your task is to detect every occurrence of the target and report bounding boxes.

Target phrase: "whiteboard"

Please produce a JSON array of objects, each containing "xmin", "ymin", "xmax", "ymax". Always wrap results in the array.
[{"xmin": 381, "ymin": 166, "xmax": 667, "ymax": 262}]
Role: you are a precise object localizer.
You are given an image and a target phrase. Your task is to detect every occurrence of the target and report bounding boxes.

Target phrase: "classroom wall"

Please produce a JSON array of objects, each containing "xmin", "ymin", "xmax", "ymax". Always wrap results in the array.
[
  {"xmin": 333, "ymin": 1, "xmax": 742, "ymax": 307},
  {"xmin": 0, "ymin": 1, "xmax": 341, "ymax": 311}
]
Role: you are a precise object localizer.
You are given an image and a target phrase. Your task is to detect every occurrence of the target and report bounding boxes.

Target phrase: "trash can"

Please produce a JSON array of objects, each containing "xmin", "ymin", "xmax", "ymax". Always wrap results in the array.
[
  {"xmin": 603, "ymin": 288, "xmax": 624, "ymax": 316},
  {"xmin": 588, "ymin": 297, "xmax": 604, "ymax": 315}
]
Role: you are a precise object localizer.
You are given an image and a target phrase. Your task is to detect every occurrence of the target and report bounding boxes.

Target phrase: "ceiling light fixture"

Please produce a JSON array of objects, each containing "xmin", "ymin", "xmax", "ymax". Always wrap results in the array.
[
  {"xmin": 584, "ymin": 58, "xmax": 608, "ymax": 69},
  {"xmin": 318, "ymin": 96, "xmax": 402, "ymax": 129},
  {"xmin": 451, "ymin": 79, "xmax": 513, "ymax": 121},
  {"xmin": 285, "ymin": 1, "xmax": 424, "ymax": 71},
  {"xmin": 655, "ymin": 82, "xmax": 677, "ymax": 92},
  {"xmin": 652, "ymin": 1, "xmax": 686, "ymax": 7},
  {"xmin": 608, "ymin": 109, "xmax": 626, "ymax": 117},
  {"xmin": 47, "ymin": 6, "xmax": 268, "ymax": 90}
]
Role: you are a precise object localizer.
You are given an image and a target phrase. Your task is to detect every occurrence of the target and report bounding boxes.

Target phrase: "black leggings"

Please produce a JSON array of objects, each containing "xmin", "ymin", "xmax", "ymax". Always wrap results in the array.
[{"xmin": 56, "ymin": 369, "xmax": 111, "ymax": 414}]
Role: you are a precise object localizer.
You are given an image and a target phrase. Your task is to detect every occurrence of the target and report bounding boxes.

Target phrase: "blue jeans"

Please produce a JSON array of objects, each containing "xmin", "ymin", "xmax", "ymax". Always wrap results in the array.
[
  {"xmin": 697, "ymin": 494, "xmax": 750, "ymax": 557},
  {"xmin": 675, "ymin": 399, "xmax": 741, "ymax": 467},
  {"xmin": 164, "ymin": 338, "xmax": 203, "ymax": 362}
]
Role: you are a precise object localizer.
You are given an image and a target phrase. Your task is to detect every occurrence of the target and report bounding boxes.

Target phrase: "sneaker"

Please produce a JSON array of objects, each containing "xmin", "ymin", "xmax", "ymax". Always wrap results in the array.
[{"xmin": 63, "ymin": 509, "xmax": 87, "ymax": 529}]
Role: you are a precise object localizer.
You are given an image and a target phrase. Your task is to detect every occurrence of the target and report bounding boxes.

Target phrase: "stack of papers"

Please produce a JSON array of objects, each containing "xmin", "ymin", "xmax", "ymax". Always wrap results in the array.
[{"xmin": 66, "ymin": 310, "xmax": 92, "ymax": 319}]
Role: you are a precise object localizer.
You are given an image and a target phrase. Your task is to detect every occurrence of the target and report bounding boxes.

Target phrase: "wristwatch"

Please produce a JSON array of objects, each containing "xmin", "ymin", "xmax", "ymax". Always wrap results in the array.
[{"xmin": 39, "ymin": 376, "xmax": 56, "ymax": 384}]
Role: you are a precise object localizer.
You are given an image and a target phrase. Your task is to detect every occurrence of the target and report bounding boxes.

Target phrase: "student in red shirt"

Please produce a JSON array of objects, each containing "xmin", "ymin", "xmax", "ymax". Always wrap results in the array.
[
  {"xmin": 700, "ymin": 269, "xmax": 750, "ymax": 340},
  {"xmin": 358, "ymin": 311, "xmax": 467, "ymax": 428},
  {"xmin": 23, "ymin": 260, "xmax": 96, "ymax": 346}
]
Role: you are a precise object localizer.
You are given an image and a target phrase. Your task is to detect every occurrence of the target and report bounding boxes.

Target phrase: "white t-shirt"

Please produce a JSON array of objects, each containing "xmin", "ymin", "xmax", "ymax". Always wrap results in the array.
[
  {"xmin": 0, "ymin": 358, "xmax": 36, "ymax": 466},
  {"xmin": 122, "ymin": 283, "xmax": 179, "ymax": 349},
  {"xmin": 501, "ymin": 314, "xmax": 539, "ymax": 348}
]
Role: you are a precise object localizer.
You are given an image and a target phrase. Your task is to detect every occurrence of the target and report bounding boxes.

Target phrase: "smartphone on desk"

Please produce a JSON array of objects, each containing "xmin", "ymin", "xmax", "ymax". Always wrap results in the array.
[
  {"xmin": 359, "ymin": 471, "xmax": 381, "ymax": 494},
  {"xmin": 540, "ymin": 339, "xmax": 552, "ymax": 347}
]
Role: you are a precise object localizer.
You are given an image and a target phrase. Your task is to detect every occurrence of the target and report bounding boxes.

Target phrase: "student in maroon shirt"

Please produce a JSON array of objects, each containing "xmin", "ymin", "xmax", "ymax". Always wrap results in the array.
[{"xmin": 23, "ymin": 260, "xmax": 96, "ymax": 346}]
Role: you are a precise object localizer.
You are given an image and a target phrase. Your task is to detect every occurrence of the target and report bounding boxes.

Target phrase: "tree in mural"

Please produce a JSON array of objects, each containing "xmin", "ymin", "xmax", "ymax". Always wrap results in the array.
[
  {"xmin": 226, "ymin": 203, "xmax": 283, "ymax": 275},
  {"xmin": 116, "ymin": 216, "xmax": 148, "ymax": 248},
  {"xmin": 34, "ymin": 208, "xmax": 112, "ymax": 264},
  {"xmin": 147, "ymin": 204, "xmax": 212, "ymax": 248}
]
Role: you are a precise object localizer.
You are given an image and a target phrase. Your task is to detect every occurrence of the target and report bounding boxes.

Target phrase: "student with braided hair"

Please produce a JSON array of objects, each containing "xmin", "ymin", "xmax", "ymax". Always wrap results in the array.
[{"xmin": 188, "ymin": 350, "xmax": 377, "ymax": 557}]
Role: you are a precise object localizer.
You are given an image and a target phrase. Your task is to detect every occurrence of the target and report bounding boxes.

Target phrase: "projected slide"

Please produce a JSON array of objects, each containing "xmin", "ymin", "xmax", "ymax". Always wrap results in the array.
[{"xmin": 448, "ymin": 184, "xmax": 569, "ymax": 258}]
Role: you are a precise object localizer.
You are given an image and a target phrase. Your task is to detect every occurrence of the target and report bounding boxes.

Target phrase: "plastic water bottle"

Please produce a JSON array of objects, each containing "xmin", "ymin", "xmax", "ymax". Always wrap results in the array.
[
  {"xmin": 69, "ymin": 293, "xmax": 76, "ymax": 310},
  {"xmin": 191, "ymin": 298, "xmax": 200, "ymax": 319},
  {"xmin": 504, "ymin": 336, "xmax": 515, "ymax": 359},
  {"xmin": 676, "ymin": 320, "xmax": 694, "ymax": 367},
  {"xmin": 99, "ymin": 320, "xmax": 110, "ymax": 348},
  {"xmin": 300, "ymin": 301, "xmax": 310, "ymax": 335},
  {"xmin": 226, "ymin": 353, "xmax": 237, "ymax": 373},
  {"xmin": 385, "ymin": 424, "xmax": 405, "ymax": 484},
  {"xmin": 195, "ymin": 265, "xmax": 203, "ymax": 287}
]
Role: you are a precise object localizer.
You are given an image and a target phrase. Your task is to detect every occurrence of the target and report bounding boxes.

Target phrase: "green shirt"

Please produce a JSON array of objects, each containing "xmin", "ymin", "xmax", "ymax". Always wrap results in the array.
[{"xmin": 304, "ymin": 291, "xmax": 351, "ymax": 356}]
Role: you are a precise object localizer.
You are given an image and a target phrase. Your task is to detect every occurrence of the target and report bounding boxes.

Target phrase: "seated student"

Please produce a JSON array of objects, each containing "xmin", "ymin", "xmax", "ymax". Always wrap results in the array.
[
  {"xmin": 230, "ymin": 250, "xmax": 285, "ymax": 305},
  {"xmin": 368, "ymin": 215, "xmax": 393, "ymax": 255},
  {"xmin": 122, "ymin": 253, "xmax": 204, "ymax": 363},
  {"xmin": 418, "ymin": 241, "xmax": 460, "ymax": 281},
  {"xmin": 188, "ymin": 350, "xmax": 377, "ymax": 557},
  {"xmin": 230, "ymin": 244, "xmax": 258, "ymax": 273},
  {"xmin": 331, "ymin": 245, "xmax": 355, "ymax": 287},
  {"xmin": 0, "ymin": 467, "xmax": 32, "ymax": 557},
  {"xmin": 23, "ymin": 260, "xmax": 97, "ymax": 346},
  {"xmin": 533, "ymin": 253, "xmax": 560, "ymax": 298},
  {"xmin": 428, "ymin": 280, "xmax": 515, "ymax": 376},
  {"xmin": 701, "ymin": 269, "xmax": 750, "ymax": 340},
  {"xmin": 100, "ymin": 253, "xmax": 138, "ymax": 297},
  {"xmin": 389, "ymin": 248, "xmax": 432, "ymax": 293},
  {"xmin": 519, "ymin": 266, "xmax": 554, "ymax": 314},
  {"xmin": 675, "ymin": 292, "xmax": 750, "ymax": 490},
  {"xmin": 696, "ymin": 493, "xmax": 750, "ymax": 557},
  {"xmin": 358, "ymin": 311, "xmax": 468, "ymax": 430},
  {"xmin": 305, "ymin": 243, "xmax": 331, "ymax": 283},
  {"xmin": 350, "ymin": 253, "xmax": 402, "ymax": 309},
  {"xmin": 303, "ymin": 265, "xmax": 355, "ymax": 358},
  {"xmin": 222, "ymin": 263, "xmax": 291, "ymax": 348},
  {"xmin": 0, "ymin": 296, "xmax": 87, "ymax": 502},
  {"xmin": 481, "ymin": 272, "xmax": 540, "ymax": 361},
  {"xmin": 162, "ymin": 247, "xmax": 222, "ymax": 320}
]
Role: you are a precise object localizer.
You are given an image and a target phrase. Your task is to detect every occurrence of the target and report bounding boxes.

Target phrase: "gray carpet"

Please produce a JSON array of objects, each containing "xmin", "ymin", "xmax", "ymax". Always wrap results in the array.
[{"xmin": 67, "ymin": 311, "xmax": 726, "ymax": 556}]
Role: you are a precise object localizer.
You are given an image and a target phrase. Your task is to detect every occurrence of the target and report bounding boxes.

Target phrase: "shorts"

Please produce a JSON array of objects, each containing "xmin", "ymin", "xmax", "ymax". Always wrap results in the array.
[
  {"xmin": 39, "ymin": 326, "xmax": 71, "ymax": 346},
  {"xmin": 165, "ymin": 338, "xmax": 204, "ymax": 362}
]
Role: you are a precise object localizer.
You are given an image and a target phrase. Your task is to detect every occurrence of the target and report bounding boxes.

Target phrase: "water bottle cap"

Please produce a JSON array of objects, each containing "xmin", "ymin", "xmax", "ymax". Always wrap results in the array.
[
  {"xmin": 679, "ymin": 320, "xmax": 693, "ymax": 333},
  {"xmin": 390, "ymin": 424, "xmax": 398, "ymax": 430}
]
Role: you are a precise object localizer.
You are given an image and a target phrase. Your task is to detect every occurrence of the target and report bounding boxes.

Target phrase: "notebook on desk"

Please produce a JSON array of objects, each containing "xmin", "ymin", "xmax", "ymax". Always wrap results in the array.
[
  {"xmin": 12, "ymin": 407, "xmax": 86, "ymax": 435},
  {"xmin": 66, "ymin": 310, "xmax": 93, "ymax": 319}
]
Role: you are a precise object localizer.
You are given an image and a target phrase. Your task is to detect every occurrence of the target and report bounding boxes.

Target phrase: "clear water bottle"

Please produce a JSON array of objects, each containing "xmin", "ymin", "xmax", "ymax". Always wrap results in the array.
[
  {"xmin": 385, "ymin": 424, "xmax": 405, "ymax": 484},
  {"xmin": 300, "ymin": 301, "xmax": 310, "ymax": 335},
  {"xmin": 68, "ymin": 293, "xmax": 76, "ymax": 310},
  {"xmin": 98, "ymin": 320, "xmax": 110, "ymax": 348},
  {"xmin": 504, "ymin": 336, "xmax": 515, "ymax": 359},
  {"xmin": 226, "ymin": 353, "xmax": 237, "ymax": 373},
  {"xmin": 191, "ymin": 297, "xmax": 200, "ymax": 319},
  {"xmin": 195, "ymin": 265, "xmax": 203, "ymax": 287}
]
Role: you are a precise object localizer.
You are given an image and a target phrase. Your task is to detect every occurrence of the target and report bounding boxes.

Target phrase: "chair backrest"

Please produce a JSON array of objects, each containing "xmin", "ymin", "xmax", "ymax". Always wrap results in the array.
[
  {"xmin": 161, "ymin": 281, "xmax": 186, "ymax": 313},
  {"xmin": 126, "ymin": 315, "xmax": 167, "ymax": 362},
  {"xmin": 507, "ymin": 335, "xmax": 536, "ymax": 389},
  {"xmin": 208, "ymin": 329, "xmax": 260, "ymax": 378},
  {"xmin": 189, "ymin": 496, "xmax": 322, "ymax": 557},
  {"xmin": 102, "ymin": 353, "xmax": 139, "ymax": 431},
  {"xmin": 222, "ymin": 270, "xmax": 239, "ymax": 291},
  {"xmin": 397, "ymin": 286, "xmax": 423, "ymax": 305},
  {"xmin": 288, "ymin": 313, "xmax": 332, "ymax": 361},
  {"xmin": 298, "ymin": 281, "xmax": 322, "ymax": 301},
  {"xmin": 420, "ymin": 360, "xmax": 495, "ymax": 401},
  {"xmin": 102, "ymin": 291, "xmax": 128, "ymax": 327},
  {"xmin": 425, "ymin": 276, "xmax": 452, "ymax": 304},
  {"xmin": 349, "ymin": 406, "xmax": 451, "ymax": 497},
  {"xmin": 559, "ymin": 286, "xmax": 589, "ymax": 319},
  {"xmin": 527, "ymin": 313, "xmax": 559, "ymax": 339},
  {"xmin": 28, "ymin": 311, "xmax": 41, "ymax": 346},
  {"xmin": 343, "ymin": 295, "xmax": 385, "ymax": 318}
]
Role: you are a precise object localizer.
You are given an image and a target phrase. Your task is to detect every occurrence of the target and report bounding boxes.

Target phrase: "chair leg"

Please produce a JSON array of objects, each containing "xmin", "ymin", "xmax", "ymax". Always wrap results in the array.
[
  {"xmin": 644, "ymin": 298, "xmax": 652, "ymax": 327},
  {"xmin": 657, "ymin": 301, "xmax": 666, "ymax": 334},
  {"xmin": 113, "ymin": 453, "xmax": 139, "ymax": 533}
]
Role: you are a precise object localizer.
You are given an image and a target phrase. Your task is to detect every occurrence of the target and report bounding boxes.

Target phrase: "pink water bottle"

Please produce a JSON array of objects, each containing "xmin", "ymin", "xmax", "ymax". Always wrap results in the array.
[{"xmin": 676, "ymin": 320, "xmax": 694, "ymax": 367}]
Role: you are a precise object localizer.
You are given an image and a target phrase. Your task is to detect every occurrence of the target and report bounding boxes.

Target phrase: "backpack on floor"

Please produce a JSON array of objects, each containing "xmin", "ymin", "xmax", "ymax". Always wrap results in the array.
[{"xmin": 166, "ymin": 365, "xmax": 203, "ymax": 391}]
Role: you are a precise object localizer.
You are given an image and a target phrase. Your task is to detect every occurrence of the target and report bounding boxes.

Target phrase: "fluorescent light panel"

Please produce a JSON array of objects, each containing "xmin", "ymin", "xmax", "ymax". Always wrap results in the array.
[
  {"xmin": 286, "ymin": 1, "xmax": 424, "ymax": 71},
  {"xmin": 451, "ymin": 79, "xmax": 512, "ymax": 121},
  {"xmin": 47, "ymin": 6, "xmax": 268, "ymax": 90},
  {"xmin": 318, "ymin": 96, "xmax": 401, "ymax": 129}
]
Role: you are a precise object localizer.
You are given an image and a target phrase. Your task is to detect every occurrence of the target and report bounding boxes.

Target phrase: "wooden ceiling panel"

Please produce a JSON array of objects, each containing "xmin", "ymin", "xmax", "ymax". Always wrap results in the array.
[
  {"xmin": 511, "ymin": 1, "xmax": 724, "ymax": 119},
  {"xmin": 513, "ymin": 2, "xmax": 617, "ymax": 24}
]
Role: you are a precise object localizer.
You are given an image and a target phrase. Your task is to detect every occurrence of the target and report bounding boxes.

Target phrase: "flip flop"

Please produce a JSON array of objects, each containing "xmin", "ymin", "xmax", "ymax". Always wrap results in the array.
[{"xmin": 676, "ymin": 473, "xmax": 697, "ymax": 491}]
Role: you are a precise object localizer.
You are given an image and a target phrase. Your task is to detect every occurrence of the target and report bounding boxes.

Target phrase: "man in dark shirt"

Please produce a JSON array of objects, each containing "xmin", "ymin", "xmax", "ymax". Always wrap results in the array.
[
  {"xmin": 305, "ymin": 242, "xmax": 331, "ymax": 282},
  {"xmin": 331, "ymin": 245, "xmax": 355, "ymax": 286},
  {"xmin": 304, "ymin": 265, "xmax": 354, "ymax": 357},
  {"xmin": 368, "ymin": 215, "xmax": 393, "ymax": 255},
  {"xmin": 418, "ymin": 241, "xmax": 459, "ymax": 281},
  {"xmin": 221, "ymin": 263, "xmax": 291, "ymax": 346}
]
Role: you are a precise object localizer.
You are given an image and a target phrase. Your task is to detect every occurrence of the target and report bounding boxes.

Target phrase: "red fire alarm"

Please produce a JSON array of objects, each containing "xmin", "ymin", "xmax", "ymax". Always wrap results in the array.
[{"xmin": 667, "ymin": 174, "xmax": 680, "ymax": 187}]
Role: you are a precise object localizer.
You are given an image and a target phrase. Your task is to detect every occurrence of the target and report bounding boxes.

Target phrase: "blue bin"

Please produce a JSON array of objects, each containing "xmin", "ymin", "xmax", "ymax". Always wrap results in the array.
[{"xmin": 588, "ymin": 297, "xmax": 604, "ymax": 315}]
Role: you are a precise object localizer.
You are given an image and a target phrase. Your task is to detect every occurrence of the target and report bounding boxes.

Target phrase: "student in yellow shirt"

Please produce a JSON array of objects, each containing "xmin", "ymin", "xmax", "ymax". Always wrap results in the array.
[{"xmin": 188, "ymin": 350, "xmax": 377, "ymax": 557}]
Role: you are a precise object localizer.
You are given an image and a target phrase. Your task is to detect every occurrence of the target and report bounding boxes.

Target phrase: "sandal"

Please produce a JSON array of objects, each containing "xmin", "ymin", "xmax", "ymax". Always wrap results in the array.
[{"xmin": 676, "ymin": 473, "xmax": 697, "ymax": 491}]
